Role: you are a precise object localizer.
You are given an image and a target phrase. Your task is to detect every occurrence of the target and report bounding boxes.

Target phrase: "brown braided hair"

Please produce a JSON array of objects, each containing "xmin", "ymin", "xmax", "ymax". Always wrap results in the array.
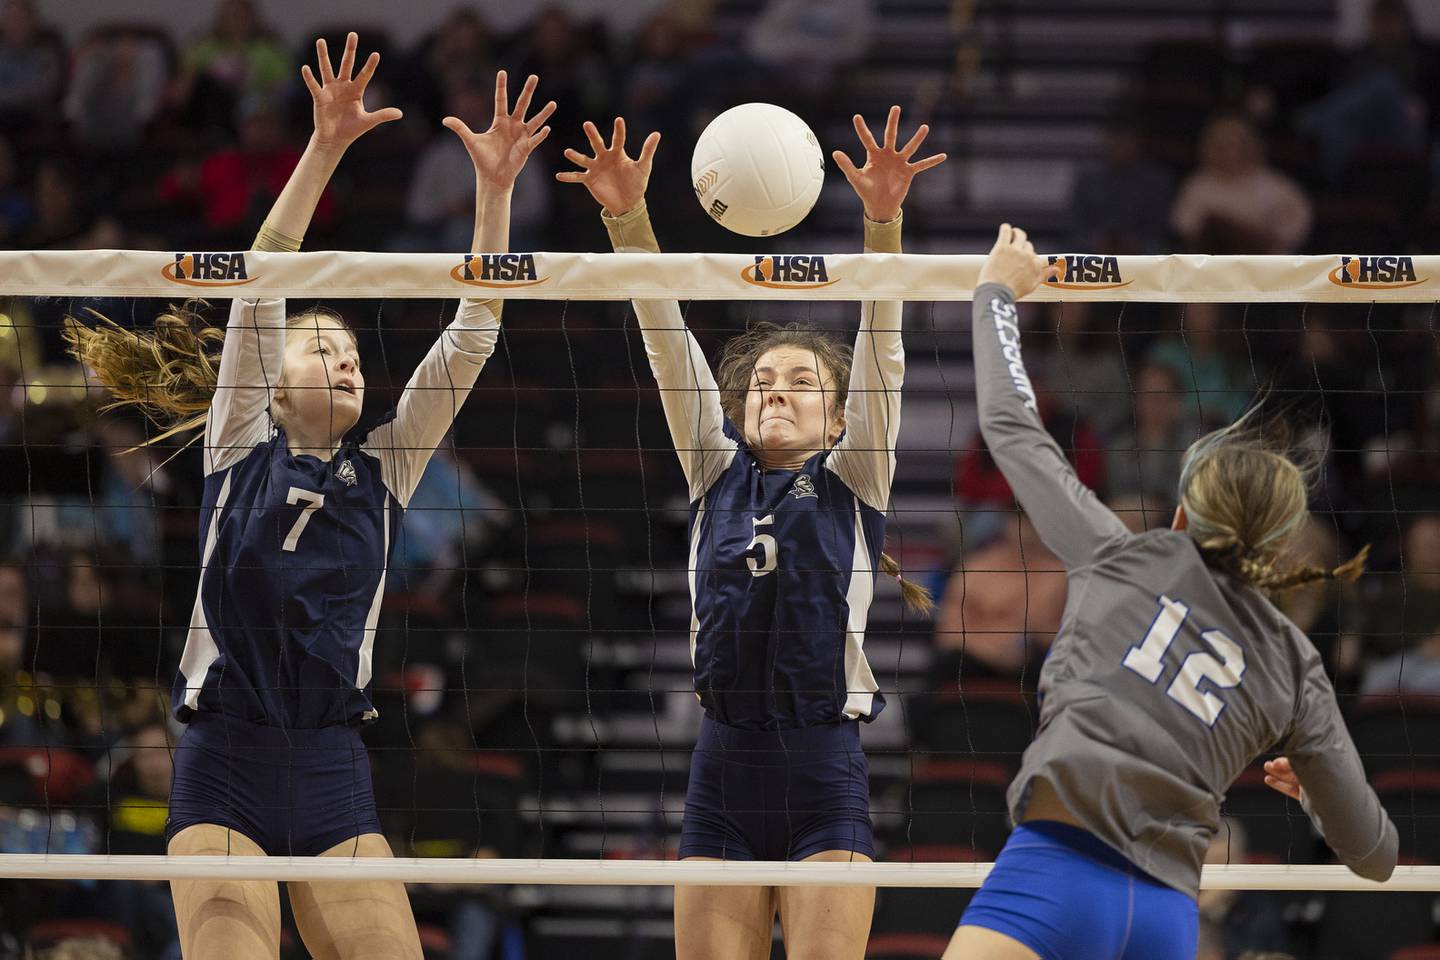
[
  {"xmin": 715, "ymin": 322, "xmax": 933, "ymax": 615},
  {"xmin": 1178, "ymin": 414, "xmax": 1367, "ymax": 592},
  {"xmin": 63, "ymin": 300, "xmax": 350, "ymax": 444}
]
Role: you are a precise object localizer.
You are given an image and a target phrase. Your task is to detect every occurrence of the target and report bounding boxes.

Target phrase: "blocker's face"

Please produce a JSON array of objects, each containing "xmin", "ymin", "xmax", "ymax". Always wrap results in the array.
[
  {"xmin": 743, "ymin": 345, "xmax": 844, "ymax": 460},
  {"xmin": 277, "ymin": 317, "xmax": 364, "ymax": 438}
]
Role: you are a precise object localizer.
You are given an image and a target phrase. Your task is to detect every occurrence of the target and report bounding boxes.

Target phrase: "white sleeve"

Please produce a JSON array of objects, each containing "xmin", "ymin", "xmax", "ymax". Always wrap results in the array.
[
  {"xmin": 633, "ymin": 298, "xmax": 737, "ymax": 502},
  {"xmin": 825, "ymin": 299, "xmax": 903, "ymax": 511},
  {"xmin": 205, "ymin": 297, "xmax": 285, "ymax": 476},
  {"xmin": 362, "ymin": 299, "xmax": 500, "ymax": 506}
]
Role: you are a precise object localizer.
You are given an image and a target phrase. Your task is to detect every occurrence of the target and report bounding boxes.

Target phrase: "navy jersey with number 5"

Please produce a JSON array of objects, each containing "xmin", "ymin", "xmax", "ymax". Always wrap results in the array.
[
  {"xmin": 173, "ymin": 296, "xmax": 500, "ymax": 729},
  {"xmin": 607, "ymin": 204, "xmax": 906, "ymax": 731}
]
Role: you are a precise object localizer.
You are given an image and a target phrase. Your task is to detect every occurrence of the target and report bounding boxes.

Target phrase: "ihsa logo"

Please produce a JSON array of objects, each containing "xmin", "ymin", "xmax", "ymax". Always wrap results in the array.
[
  {"xmin": 162, "ymin": 253, "xmax": 255, "ymax": 287},
  {"xmin": 450, "ymin": 253, "xmax": 547, "ymax": 287},
  {"xmin": 740, "ymin": 255, "xmax": 837, "ymax": 289},
  {"xmin": 1043, "ymin": 255, "xmax": 1131, "ymax": 290},
  {"xmin": 1327, "ymin": 256, "xmax": 1425, "ymax": 289}
]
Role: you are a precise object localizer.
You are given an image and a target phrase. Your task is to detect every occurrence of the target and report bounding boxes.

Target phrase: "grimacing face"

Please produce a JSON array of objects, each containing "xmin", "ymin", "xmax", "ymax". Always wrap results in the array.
[
  {"xmin": 275, "ymin": 317, "xmax": 364, "ymax": 439},
  {"xmin": 742, "ymin": 345, "xmax": 845, "ymax": 460}
]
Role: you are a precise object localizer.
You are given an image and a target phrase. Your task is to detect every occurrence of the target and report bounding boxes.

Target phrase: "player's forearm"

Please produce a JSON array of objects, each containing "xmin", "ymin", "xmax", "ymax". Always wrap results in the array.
[
  {"xmin": 473, "ymin": 181, "xmax": 511, "ymax": 255},
  {"xmin": 263, "ymin": 136, "xmax": 344, "ymax": 243}
]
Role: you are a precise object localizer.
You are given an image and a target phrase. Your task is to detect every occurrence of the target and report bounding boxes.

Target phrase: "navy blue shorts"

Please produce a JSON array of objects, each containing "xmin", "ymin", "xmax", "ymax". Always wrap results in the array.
[
  {"xmin": 679, "ymin": 715, "xmax": 873, "ymax": 861},
  {"xmin": 166, "ymin": 712, "xmax": 382, "ymax": 857},
  {"xmin": 961, "ymin": 821, "xmax": 1199, "ymax": 959}
]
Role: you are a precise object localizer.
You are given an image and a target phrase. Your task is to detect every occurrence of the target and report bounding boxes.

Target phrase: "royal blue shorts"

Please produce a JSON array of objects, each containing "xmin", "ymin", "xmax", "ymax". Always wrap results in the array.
[
  {"xmin": 679, "ymin": 714, "xmax": 873, "ymax": 862},
  {"xmin": 166, "ymin": 712, "xmax": 382, "ymax": 857},
  {"xmin": 961, "ymin": 821, "xmax": 1199, "ymax": 959}
]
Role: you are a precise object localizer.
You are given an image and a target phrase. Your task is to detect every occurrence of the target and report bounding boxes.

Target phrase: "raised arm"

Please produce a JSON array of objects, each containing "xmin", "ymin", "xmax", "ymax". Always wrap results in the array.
[
  {"xmin": 1268, "ymin": 654, "xmax": 1398, "ymax": 882},
  {"xmin": 559, "ymin": 118, "xmax": 735, "ymax": 501},
  {"xmin": 971, "ymin": 226, "xmax": 1129, "ymax": 570},
  {"xmin": 364, "ymin": 72, "xmax": 553, "ymax": 505},
  {"xmin": 207, "ymin": 32, "xmax": 401, "ymax": 476},
  {"xmin": 827, "ymin": 106, "xmax": 945, "ymax": 510}
]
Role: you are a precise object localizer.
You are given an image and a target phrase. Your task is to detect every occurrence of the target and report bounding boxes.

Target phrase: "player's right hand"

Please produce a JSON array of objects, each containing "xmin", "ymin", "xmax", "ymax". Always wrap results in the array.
[
  {"xmin": 1263, "ymin": 757, "xmax": 1305, "ymax": 804},
  {"xmin": 302, "ymin": 32, "xmax": 403, "ymax": 154},
  {"xmin": 976, "ymin": 224, "xmax": 1060, "ymax": 299},
  {"xmin": 555, "ymin": 117, "xmax": 660, "ymax": 218}
]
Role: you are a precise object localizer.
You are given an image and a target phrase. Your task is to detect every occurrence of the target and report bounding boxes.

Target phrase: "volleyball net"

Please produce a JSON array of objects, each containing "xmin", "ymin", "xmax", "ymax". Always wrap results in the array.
[{"xmin": 0, "ymin": 248, "xmax": 1437, "ymax": 901}]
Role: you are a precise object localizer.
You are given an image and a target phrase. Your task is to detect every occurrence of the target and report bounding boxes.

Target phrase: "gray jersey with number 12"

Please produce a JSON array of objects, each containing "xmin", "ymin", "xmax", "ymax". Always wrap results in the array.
[{"xmin": 972, "ymin": 281, "xmax": 1397, "ymax": 898}]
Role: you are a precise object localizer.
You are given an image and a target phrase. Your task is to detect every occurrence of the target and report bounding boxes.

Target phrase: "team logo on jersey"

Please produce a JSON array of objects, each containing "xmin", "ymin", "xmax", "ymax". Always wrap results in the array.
[
  {"xmin": 335, "ymin": 459, "xmax": 357, "ymax": 487},
  {"xmin": 162, "ymin": 252, "xmax": 256, "ymax": 287},
  {"xmin": 789, "ymin": 474, "xmax": 818, "ymax": 500},
  {"xmin": 1043, "ymin": 255, "xmax": 1131, "ymax": 290},
  {"xmin": 990, "ymin": 297, "xmax": 1038, "ymax": 412},
  {"xmin": 741, "ymin": 255, "xmax": 838, "ymax": 289},
  {"xmin": 1327, "ymin": 255, "xmax": 1425, "ymax": 289},
  {"xmin": 450, "ymin": 253, "xmax": 548, "ymax": 288}
]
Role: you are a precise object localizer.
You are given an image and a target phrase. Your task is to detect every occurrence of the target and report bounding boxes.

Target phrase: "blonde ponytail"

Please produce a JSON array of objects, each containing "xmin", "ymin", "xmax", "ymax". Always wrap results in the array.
[
  {"xmin": 63, "ymin": 300, "xmax": 224, "ymax": 442},
  {"xmin": 880, "ymin": 551, "xmax": 934, "ymax": 615},
  {"xmin": 1179, "ymin": 410, "xmax": 1369, "ymax": 593}
]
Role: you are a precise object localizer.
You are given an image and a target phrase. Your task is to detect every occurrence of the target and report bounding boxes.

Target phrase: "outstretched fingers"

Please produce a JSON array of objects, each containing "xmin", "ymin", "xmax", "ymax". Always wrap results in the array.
[
  {"xmin": 494, "ymin": 70, "xmax": 509, "ymax": 122},
  {"xmin": 831, "ymin": 149, "xmax": 860, "ymax": 182},
  {"xmin": 909, "ymin": 152, "xmax": 947, "ymax": 173},
  {"xmin": 636, "ymin": 130, "xmax": 660, "ymax": 166},
  {"xmin": 852, "ymin": 114, "xmax": 880, "ymax": 154},
  {"xmin": 882, "ymin": 105, "xmax": 901, "ymax": 151},
  {"xmin": 316, "ymin": 37, "xmax": 336, "ymax": 83},
  {"xmin": 513, "ymin": 73, "xmax": 539, "ymax": 121},
  {"xmin": 300, "ymin": 63, "xmax": 322, "ymax": 98},
  {"xmin": 582, "ymin": 120, "xmax": 608, "ymax": 155},
  {"xmin": 355, "ymin": 50, "xmax": 381, "ymax": 90},
  {"xmin": 563, "ymin": 147, "xmax": 595, "ymax": 169},
  {"xmin": 527, "ymin": 99, "xmax": 557, "ymax": 133},
  {"xmin": 337, "ymin": 31, "xmax": 358, "ymax": 82}
]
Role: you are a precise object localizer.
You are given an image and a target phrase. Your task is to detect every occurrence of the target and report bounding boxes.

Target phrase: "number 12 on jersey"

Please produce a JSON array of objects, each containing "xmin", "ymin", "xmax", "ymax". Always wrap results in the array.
[{"xmin": 1122, "ymin": 595, "xmax": 1246, "ymax": 727}]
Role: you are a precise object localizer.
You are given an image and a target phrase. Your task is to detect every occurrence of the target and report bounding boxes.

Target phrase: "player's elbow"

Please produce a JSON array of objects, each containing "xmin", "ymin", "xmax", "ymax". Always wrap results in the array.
[{"xmin": 1346, "ymin": 824, "xmax": 1399, "ymax": 883}]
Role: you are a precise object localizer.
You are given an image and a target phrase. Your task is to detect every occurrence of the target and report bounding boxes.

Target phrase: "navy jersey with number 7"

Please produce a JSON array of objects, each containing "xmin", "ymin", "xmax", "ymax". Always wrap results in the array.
[{"xmin": 172, "ymin": 297, "xmax": 500, "ymax": 729}]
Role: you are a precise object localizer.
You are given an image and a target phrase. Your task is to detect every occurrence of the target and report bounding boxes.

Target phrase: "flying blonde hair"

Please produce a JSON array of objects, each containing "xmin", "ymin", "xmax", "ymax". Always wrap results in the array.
[
  {"xmin": 1178, "ymin": 411, "xmax": 1367, "ymax": 592},
  {"xmin": 63, "ymin": 300, "xmax": 348, "ymax": 445}
]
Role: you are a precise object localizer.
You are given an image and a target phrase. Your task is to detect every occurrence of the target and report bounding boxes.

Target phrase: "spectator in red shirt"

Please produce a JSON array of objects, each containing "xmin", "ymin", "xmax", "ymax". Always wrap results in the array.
[{"xmin": 157, "ymin": 97, "xmax": 333, "ymax": 245}]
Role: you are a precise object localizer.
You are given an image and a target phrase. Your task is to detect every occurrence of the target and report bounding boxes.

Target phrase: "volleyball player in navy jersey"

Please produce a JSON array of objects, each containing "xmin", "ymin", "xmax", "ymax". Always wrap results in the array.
[
  {"xmin": 559, "ymin": 108, "xmax": 944, "ymax": 959},
  {"xmin": 943, "ymin": 226, "xmax": 1397, "ymax": 959},
  {"xmin": 67, "ymin": 37, "xmax": 555, "ymax": 959}
]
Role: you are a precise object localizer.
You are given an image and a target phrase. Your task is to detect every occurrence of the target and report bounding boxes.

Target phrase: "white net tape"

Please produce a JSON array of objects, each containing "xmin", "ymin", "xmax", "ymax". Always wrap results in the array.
[
  {"xmin": 0, "ymin": 250, "xmax": 1437, "ymax": 301},
  {"xmin": 3, "ymin": 856, "xmax": 1439, "ymax": 890}
]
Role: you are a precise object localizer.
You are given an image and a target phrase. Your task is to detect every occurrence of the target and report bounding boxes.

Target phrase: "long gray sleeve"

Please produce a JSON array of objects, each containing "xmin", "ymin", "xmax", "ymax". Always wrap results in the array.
[
  {"xmin": 1284, "ymin": 647, "xmax": 1399, "ymax": 881},
  {"xmin": 972, "ymin": 283, "xmax": 1129, "ymax": 570}
]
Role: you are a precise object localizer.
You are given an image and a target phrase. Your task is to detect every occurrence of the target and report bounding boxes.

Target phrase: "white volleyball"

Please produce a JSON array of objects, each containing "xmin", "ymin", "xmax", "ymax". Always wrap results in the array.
[{"xmin": 691, "ymin": 103, "xmax": 824, "ymax": 237}]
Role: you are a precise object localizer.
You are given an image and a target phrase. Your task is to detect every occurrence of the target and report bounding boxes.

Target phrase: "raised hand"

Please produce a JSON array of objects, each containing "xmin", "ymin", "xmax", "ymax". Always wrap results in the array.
[
  {"xmin": 1263, "ymin": 757, "xmax": 1305, "ymax": 804},
  {"xmin": 833, "ymin": 105, "xmax": 946, "ymax": 223},
  {"xmin": 444, "ymin": 71, "xmax": 555, "ymax": 191},
  {"xmin": 976, "ymin": 224, "xmax": 1061, "ymax": 299},
  {"xmin": 301, "ymin": 32, "xmax": 403, "ymax": 153},
  {"xmin": 555, "ymin": 117, "xmax": 660, "ymax": 217}
]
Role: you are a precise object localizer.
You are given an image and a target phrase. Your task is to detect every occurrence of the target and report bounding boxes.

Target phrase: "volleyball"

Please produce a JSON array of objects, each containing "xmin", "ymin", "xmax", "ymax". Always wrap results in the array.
[{"xmin": 691, "ymin": 103, "xmax": 825, "ymax": 237}]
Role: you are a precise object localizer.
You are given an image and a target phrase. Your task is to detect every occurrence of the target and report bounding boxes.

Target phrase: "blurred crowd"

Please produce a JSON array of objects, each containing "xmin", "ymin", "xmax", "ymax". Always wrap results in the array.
[{"xmin": 0, "ymin": 0, "xmax": 1439, "ymax": 957}]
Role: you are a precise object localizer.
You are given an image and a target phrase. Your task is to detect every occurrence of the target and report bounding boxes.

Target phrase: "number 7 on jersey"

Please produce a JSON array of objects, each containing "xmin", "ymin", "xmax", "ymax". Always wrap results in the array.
[
  {"xmin": 1122, "ymin": 595, "xmax": 1247, "ymax": 727},
  {"xmin": 282, "ymin": 487, "xmax": 326, "ymax": 552}
]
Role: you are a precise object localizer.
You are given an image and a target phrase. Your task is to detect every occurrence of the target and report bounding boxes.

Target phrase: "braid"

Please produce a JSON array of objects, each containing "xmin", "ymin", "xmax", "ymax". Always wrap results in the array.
[
  {"xmin": 1201, "ymin": 539, "xmax": 1370, "ymax": 594},
  {"xmin": 879, "ymin": 551, "xmax": 934, "ymax": 615}
]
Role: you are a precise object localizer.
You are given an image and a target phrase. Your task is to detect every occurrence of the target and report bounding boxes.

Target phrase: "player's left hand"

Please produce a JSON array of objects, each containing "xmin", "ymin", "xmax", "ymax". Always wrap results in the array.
[
  {"xmin": 303, "ymin": 32, "xmax": 403, "ymax": 153},
  {"xmin": 833, "ymin": 105, "xmax": 946, "ymax": 223},
  {"xmin": 1263, "ymin": 757, "xmax": 1305, "ymax": 804},
  {"xmin": 444, "ymin": 71, "xmax": 556, "ymax": 191}
]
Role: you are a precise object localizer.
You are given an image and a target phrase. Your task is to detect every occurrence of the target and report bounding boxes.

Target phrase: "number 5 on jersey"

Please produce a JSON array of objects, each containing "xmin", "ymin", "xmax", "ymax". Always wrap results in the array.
[
  {"xmin": 748, "ymin": 514, "xmax": 777, "ymax": 577},
  {"xmin": 282, "ymin": 487, "xmax": 326, "ymax": 552},
  {"xmin": 1122, "ymin": 595, "xmax": 1246, "ymax": 727}
]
